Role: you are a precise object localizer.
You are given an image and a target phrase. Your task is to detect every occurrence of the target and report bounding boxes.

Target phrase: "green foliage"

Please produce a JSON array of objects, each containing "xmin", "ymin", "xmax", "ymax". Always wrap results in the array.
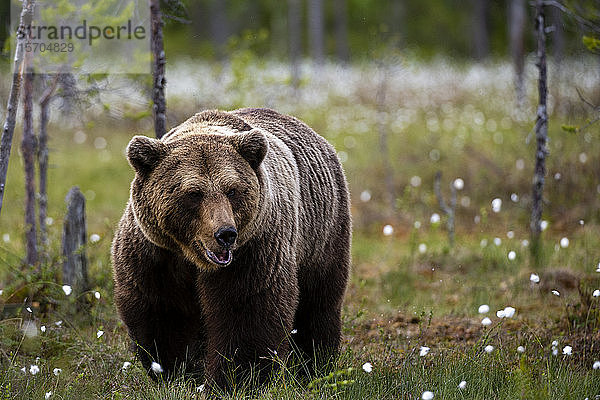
[{"xmin": 582, "ymin": 35, "xmax": 600, "ymax": 52}]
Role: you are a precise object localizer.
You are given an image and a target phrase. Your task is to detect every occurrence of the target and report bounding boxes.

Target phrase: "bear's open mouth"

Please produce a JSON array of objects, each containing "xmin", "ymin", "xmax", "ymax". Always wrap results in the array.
[{"xmin": 206, "ymin": 249, "xmax": 233, "ymax": 266}]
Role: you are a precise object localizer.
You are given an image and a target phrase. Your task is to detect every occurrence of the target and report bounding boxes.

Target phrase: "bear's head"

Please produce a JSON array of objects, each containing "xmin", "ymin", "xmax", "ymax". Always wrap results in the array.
[{"xmin": 126, "ymin": 129, "xmax": 267, "ymax": 270}]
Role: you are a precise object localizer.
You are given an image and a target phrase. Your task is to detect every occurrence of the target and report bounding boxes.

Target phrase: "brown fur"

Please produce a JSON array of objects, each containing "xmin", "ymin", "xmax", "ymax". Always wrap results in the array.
[{"xmin": 111, "ymin": 108, "xmax": 351, "ymax": 388}]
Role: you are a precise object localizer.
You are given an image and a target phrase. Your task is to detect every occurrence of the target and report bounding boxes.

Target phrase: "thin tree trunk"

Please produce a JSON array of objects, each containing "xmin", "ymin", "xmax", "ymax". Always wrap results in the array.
[
  {"xmin": 308, "ymin": 0, "xmax": 325, "ymax": 65},
  {"xmin": 38, "ymin": 74, "xmax": 59, "ymax": 257},
  {"xmin": 288, "ymin": 0, "xmax": 302, "ymax": 89},
  {"xmin": 509, "ymin": 0, "xmax": 526, "ymax": 106},
  {"xmin": 150, "ymin": 0, "xmax": 167, "ymax": 139},
  {"xmin": 531, "ymin": 0, "xmax": 549, "ymax": 265},
  {"xmin": 62, "ymin": 187, "xmax": 88, "ymax": 296},
  {"xmin": 207, "ymin": 0, "xmax": 229, "ymax": 60},
  {"xmin": 472, "ymin": 0, "xmax": 490, "ymax": 61},
  {"xmin": 376, "ymin": 64, "xmax": 394, "ymax": 216},
  {"xmin": 434, "ymin": 172, "xmax": 456, "ymax": 247},
  {"xmin": 333, "ymin": 0, "xmax": 350, "ymax": 62},
  {"xmin": 0, "ymin": 0, "xmax": 34, "ymax": 217},
  {"xmin": 21, "ymin": 59, "xmax": 37, "ymax": 267},
  {"xmin": 550, "ymin": 5, "xmax": 565, "ymax": 62}
]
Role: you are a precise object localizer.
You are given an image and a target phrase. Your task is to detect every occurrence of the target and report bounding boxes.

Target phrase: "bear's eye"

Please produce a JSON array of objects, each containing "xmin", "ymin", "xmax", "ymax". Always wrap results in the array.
[
  {"xmin": 226, "ymin": 189, "xmax": 236, "ymax": 199},
  {"xmin": 186, "ymin": 190, "xmax": 203, "ymax": 202}
]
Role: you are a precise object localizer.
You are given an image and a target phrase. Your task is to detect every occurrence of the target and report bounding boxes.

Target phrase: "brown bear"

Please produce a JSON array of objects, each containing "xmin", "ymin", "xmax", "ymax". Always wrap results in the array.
[{"xmin": 111, "ymin": 108, "xmax": 351, "ymax": 388}]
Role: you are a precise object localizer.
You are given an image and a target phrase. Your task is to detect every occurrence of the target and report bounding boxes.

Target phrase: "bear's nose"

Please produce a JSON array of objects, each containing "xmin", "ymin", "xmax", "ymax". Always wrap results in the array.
[{"xmin": 214, "ymin": 226, "xmax": 237, "ymax": 248}]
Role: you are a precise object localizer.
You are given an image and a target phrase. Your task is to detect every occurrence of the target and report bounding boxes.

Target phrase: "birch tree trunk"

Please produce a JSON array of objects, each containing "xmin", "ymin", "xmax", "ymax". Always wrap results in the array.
[
  {"xmin": 288, "ymin": 0, "xmax": 302, "ymax": 89},
  {"xmin": 62, "ymin": 187, "xmax": 88, "ymax": 295},
  {"xmin": 22, "ymin": 58, "xmax": 38, "ymax": 267},
  {"xmin": 472, "ymin": 0, "xmax": 490, "ymax": 61},
  {"xmin": 150, "ymin": 0, "xmax": 167, "ymax": 139},
  {"xmin": 308, "ymin": 0, "xmax": 325, "ymax": 65},
  {"xmin": 531, "ymin": 0, "xmax": 549, "ymax": 265},
  {"xmin": 38, "ymin": 74, "xmax": 59, "ymax": 257},
  {"xmin": 333, "ymin": 0, "xmax": 350, "ymax": 62},
  {"xmin": 509, "ymin": 0, "xmax": 526, "ymax": 106},
  {"xmin": 0, "ymin": 0, "xmax": 34, "ymax": 217}
]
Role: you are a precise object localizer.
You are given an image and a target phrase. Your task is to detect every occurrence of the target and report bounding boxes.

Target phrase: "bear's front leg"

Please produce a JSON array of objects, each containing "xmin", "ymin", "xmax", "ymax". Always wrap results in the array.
[{"xmin": 200, "ymin": 274, "xmax": 298, "ymax": 391}]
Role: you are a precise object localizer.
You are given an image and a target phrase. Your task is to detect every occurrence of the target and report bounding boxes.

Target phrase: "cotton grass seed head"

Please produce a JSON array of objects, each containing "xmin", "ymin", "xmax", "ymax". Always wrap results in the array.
[
  {"xmin": 530, "ymin": 273, "xmax": 540, "ymax": 283},
  {"xmin": 94, "ymin": 291, "xmax": 101, "ymax": 300},
  {"xmin": 430, "ymin": 213, "xmax": 441, "ymax": 224},
  {"xmin": 552, "ymin": 290, "xmax": 560, "ymax": 296},
  {"xmin": 45, "ymin": 392, "xmax": 52, "ymax": 399},
  {"xmin": 97, "ymin": 330, "xmax": 104, "ymax": 339},
  {"xmin": 560, "ymin": 237, "xmax": 569, "ymax": 248},
  {"xmin": 563, "ymin": 346, "xmax": 572, "ymax": 355},
  {"xmin": 458, "ymin": 380, "xmax": 467, "ymax": 389},
  {"xmin": 362, "ymin": 362, "xmax": 373, "ymax": 373},
  {"xmin": 481, "ymin": 317, "xmax": 492, "ymax": 326},
  {"xmin": 484, "ymin": 345, "xmax": 494, "ymax": 353},
  {"xmin": 593, "ymin": 289, "xmax": 600, "ymax": 297},
  {"xmin": 151, "ymin": 362, "xmax": 163, "ymax": 374},
  {"xmin": 593, "ymin": 361, "xmax": 600, "ymax": 369},
  {"xmin": 29, "ymin": 365, "xmax": 40, "ymax": 375},
  {"xmin": 419, "ymin": 346, "xmax": 430, "ymax": 356},
  {"xmin": 478, "ymin": 304, "xmax": 490, "ymax": 314},
  {"xmin": 508, "ymin": 251, "xmax": 516, "ymax": 261},
  {"xmin": 453, "ymin": 178, "xmax": 464, "ymax": 190},
  {"xmin": 383, "ymin": 225, "xmax": 393, "ymax": 236},
  {"xmin": 491, "ymin": 198, "xmax": 502, "ymax": 213},
  {"xmin": 62, "ymin": 285, "xmax": 72, "ymax": 296},
  {"xmin": 53, "ymin": 368, "xmax": 61, "ymax": 376},
  {"xmin": 517, "ymin": 346, "xmax": 525, "ymax": 353},
  {"xmin": 422, "ymin": 391, "xmax": 434, "ymax": 400},
  {"xmin": 122, "ymin": 361, "xmax": 132, "ymax": 371}
]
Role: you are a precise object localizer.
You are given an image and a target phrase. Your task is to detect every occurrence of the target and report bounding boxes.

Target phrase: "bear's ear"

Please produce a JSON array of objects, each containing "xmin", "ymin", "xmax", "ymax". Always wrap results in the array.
[
  {"xmin": 232, "ymin": 129, "xmax": 268, "ymax": 170},
  {"xmin": 126, "ymin": 135, "xmax": 168, "ymax": 174}
]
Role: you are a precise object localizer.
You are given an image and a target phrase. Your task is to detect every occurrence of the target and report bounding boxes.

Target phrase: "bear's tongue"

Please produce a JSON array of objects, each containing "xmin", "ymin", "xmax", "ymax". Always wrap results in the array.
[{"xmin": 215, "ymin": 251, "xmax": 229, "ymax": 262}]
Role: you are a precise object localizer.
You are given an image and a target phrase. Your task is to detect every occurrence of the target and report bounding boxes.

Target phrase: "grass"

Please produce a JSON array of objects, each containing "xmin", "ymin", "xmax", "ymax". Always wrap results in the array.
[{"xmin": 1, "ymin": 58, "xmax": 600, "ymax": 398}]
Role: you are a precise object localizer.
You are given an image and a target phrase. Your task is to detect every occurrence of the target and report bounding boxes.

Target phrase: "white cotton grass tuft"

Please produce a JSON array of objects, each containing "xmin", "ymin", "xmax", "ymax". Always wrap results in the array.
[
  {"xmin": 29, "ymin": 365, "xmax": 40, "ymax": 375},
  {"xmin": 430, "ymin": 213, "xmax": 441, "ymax": 224},
  {"xmin": 563, "ymin": 346, "xmax": 572, "ymax": 355},
  {"xmin": 493, "ymin": 237, "xmax": 501, "ymax": 246},
  {"xmin": 484, "ymin": 345, "xmax": 494, "ymax": 353},
  {"xmin": 362, "ymin": 362, "xmax": 373, "ymax": 373},
  {"xmin": 481, "ymin": 317, "xmax": 492, "ymax": 326},
  {"xmin": 40, "ymin": 325, "xmax": 46, "ymax": 333},
  {"xmin": 62, "ymin": 285, "xmax": 72, "ymax": 296},
  {"xmin": 94, "ymin": 291, "xmax": 101, "ymax": 300},
  {"xmin": 530, "ymin": 273, "xmax": 540, "ymax": 283},
  {"xmin": 53, "ymin": 368, "xmax": 61, "ymax": 376},
  {"xmin": 418, "ymin": 243, "xmax": 427, "ymax": 254},
  {"xmin": 360, "ymin": 190, "xmax": 371, "ymax": 202},
  {"xmin": 90, "ymin": 233, "xmax": 101, "ymax": 243},
  {"xmin": 508, "ymin": 251, "xmax": 516, "ymax": 261},
  {"xmin": 593, "ymin": 360, "xmax": 600, "ymax": 370},
  {"xmin": 453, "ymin": 178, "xmax": 464, "ymax": 190},
  {"xmin": 45, "ymin": 392, "xmax": 52, "ymax": 399},
  {"xmin": 419, "ymin": 346, "xmax": 430, "ymax": 357},
  {"xmin": 540, "ymin": 220, "xmax": 549, "ymax": 231},
  {"xmin": 491, "ymin": 198, "xmax": 502, "ymax": 213},
  {"xmin": 97, "ymin": 330, "xmax": 104, "ymax": 339},
  {"xmin": 122, "ymin": 361, "xmax": 132, "ymax": 371},
  {"xmin": 151, "ymin": 362, "xmax": 163, "ymax": 374},
  {"xmin": 560, "ymin": 237, "xmax": 569, "ymax": 248},
  {"xmin": 517, "ymin": 346, "xmax": 525, "ymax": 353},
  {"xmin": 422, "ymin": 391, "xmax": 434, "ymax": 400},
  {"xmin": 478, "ymin": 304, "xmax": 490, "ymax": 314},
  {"xmin": 552, "ymin": 290, "xmax": 560, "ymax": 296},
  {"xmin": 458, "ymin": 380, "xmax": 467, "ymax": 389},
  {"xmin": 196, "ymin": 384, "xmax": 205, "ymax": 392},
  {"xmin": 383, "ymin": 225, "xmax": 394, "ymax": 236},
  {"xmin": 593, "ymin": 289, "xmax": 600, "ymax": 297}
]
